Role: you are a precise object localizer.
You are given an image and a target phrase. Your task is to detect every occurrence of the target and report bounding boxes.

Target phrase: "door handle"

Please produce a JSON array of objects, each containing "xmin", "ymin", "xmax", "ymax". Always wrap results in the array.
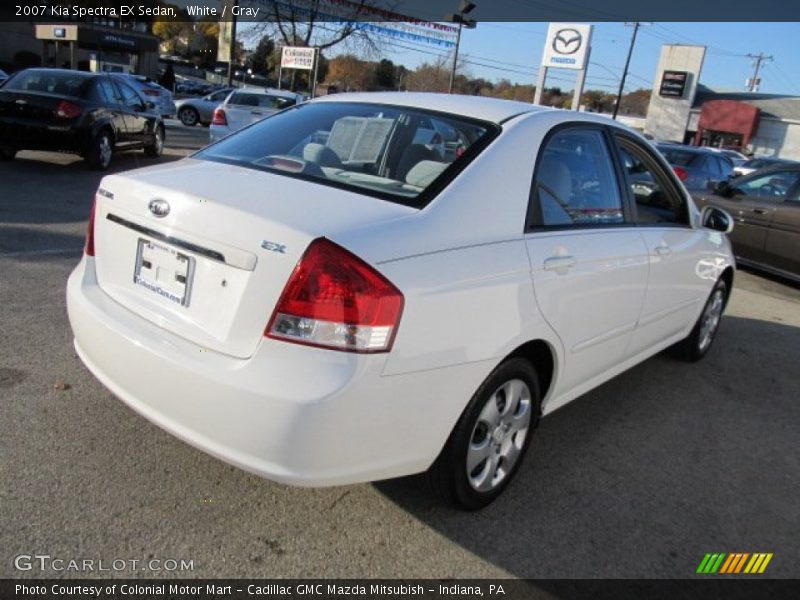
[
  {"xmin": 654, "ymin": 245, "xmax": 671, "ymax": 257},
  {"xmin": 752, "ymin": 208, "xmax": 767, "ymax": 215},
  {"xmin": 543, "ymin": 256, "xmax": 576, "ymax": 271},
  {"xmin": 251, "ymin": 110, "xmax": 264, "ymax": 115}
]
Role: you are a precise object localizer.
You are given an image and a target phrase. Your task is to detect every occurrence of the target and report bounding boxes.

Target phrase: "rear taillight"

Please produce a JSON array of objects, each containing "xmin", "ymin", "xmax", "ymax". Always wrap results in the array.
[
  {"xmin": 266, "ymin": 238, "xmax": 404, "ymax": 353},
  {"xmin": 84, "ymin": 199, "xmax": 97, "ymax": 256},
  {"xmin": 211, "ymin": 107, "xmax": 227, "ymax": 126},
  {"xmin": 673, "ymin": 166, "xmax": 689, "ymax": 182},
  {"xmin": 55, "ymin": 100, "xmax": 82, "ymax": 119}
]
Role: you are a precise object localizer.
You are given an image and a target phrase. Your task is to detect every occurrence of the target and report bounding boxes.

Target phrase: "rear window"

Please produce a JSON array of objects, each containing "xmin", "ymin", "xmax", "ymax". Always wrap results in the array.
[
  {"xmin": 658, "ymin": 147, "xmax": 699, "ymax": 167},
  {"xmin": 195, "ymin": 101, "xmax": 496, "ymax": 208},
  {"xmin": 4, "ymin": 71, "xmax": 89, "ymax": 97}
]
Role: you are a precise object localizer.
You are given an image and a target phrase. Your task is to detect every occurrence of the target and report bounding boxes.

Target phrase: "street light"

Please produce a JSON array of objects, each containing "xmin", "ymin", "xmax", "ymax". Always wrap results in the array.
[{"xmin": 445, "ymin": 1, "xmax": 477, "ymax": 94}]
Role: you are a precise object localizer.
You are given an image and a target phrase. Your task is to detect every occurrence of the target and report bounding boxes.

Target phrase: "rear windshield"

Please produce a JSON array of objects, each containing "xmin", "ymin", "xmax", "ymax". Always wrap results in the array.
[
  {"xmin": 3, "ymin": 71, "xmax": 89, "ymax": 97},
  {"xmin": 196, "ymin": 101, "xmax": 497, "ymax": 207},
  {"xmin": 658, "ymin": 147, "xmax": 699, "ymax": 167}
]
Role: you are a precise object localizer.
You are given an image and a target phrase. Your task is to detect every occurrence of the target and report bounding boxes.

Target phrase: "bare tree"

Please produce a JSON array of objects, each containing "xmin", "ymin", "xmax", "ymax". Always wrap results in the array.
[{"xmin": 245, "ymin": 0, "xmax": 387, "ymax": 56}]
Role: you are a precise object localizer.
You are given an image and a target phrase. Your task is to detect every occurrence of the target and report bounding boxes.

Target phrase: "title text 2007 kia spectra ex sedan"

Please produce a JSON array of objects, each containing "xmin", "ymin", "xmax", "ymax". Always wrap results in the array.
[{"xmin": 67, "ymin": 93, "xmax": 736, "ymax": 509}]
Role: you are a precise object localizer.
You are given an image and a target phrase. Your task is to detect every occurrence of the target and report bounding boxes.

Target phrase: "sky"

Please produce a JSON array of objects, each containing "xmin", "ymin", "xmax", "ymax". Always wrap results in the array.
[{"xmin": 373, "ymin": 22, "xmax": 800, "ymax": 96}]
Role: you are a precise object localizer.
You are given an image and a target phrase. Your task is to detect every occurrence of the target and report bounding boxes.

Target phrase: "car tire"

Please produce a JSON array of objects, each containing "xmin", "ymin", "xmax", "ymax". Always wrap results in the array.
[
  {"xmin": 672, "ymin": 278, "xmax": 728, "ymax": 362},
  {"xmin": 426, "ymin": 357, "xmax": 540, "ymax": 510},
  {"xmin": 179, "ymin": 106, "xmax": 199, "ymax": 127},
  {"xmin": 85, "ymin": 130, "xmax": 113, "ymax": 170},
  {"xmin": 144, "ymin": 125, "xmax": 164, "ymax": 157},
  {"xmin": 0, "ymin": 147, "xmax": 16, "ymax": 161}
]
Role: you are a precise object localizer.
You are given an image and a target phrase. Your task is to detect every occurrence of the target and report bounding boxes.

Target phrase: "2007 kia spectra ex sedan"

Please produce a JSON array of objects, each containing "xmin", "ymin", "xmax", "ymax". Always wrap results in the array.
[{"xmin": 67, "ymin": 93, "xmax": 736, "ymax": 509}]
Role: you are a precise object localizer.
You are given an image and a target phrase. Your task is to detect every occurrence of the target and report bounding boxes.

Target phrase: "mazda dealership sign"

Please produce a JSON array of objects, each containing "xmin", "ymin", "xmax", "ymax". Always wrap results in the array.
[{"xmin": 541, "ymin": 23, "xmax": 593, "ymax": 70}]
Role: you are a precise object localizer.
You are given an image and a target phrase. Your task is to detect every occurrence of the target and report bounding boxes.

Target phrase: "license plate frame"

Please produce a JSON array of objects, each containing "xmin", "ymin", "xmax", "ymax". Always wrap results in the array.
[{"xmin": 133, "ymin": 238, "xmax": 195, "ymax": 307}]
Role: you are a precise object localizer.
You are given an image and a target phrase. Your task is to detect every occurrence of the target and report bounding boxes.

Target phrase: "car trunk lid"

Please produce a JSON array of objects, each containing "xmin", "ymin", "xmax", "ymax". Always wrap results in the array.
[
  {"xmin": 92, "ymin": 158, "xmax": 414, "ymax": 358},
  {"xmin": 0, "ymin": 90, "xmax": 76, "ymax": 125}
]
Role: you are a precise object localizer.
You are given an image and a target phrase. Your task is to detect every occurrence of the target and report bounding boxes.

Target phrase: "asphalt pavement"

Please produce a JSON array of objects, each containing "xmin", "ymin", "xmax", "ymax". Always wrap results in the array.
[{"xmin": 1, "ymin": 125, "xmax": 798, "ymax": 580}]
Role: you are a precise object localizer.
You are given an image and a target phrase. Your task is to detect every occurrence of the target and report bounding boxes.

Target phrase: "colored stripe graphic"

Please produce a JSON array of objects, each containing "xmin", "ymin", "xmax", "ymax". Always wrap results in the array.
[
  {"xmin": 701, "ymin": 553, "xmax": 773, "ymax": 574},
  {"xmin": 697, "ymin": 554, "xmax": 713, "ymax": 574},
  {"xmin": 758, "ymin": 553, "xmax": 773, "ymax": 573},
  {"xmin": 719, "ymin": 554, "xmax": 735, "ymax": 574}
]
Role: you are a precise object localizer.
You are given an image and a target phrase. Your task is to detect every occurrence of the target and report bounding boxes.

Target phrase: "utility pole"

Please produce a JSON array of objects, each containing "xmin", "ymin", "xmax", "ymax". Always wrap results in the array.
[
  {"xmin": 746, "ymin": 53, "xmax": 772, "ymax": 92},
  {"xmin": 226, "ymin": 0, "xmax": 239, "ymax": 87},
  {"xmin": 612, "ymin": 21, "xmax": 640, "ymax": 120},
  {"xmin": 446, "ymin": 1, "xmax": 477, "ymax": 94}
]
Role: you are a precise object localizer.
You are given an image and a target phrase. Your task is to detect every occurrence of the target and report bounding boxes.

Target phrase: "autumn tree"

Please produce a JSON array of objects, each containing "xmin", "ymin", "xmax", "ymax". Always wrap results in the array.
[
  {"xmin": 152, "ymin": 13, "xmax": 193, "ymax": 55},
  {"xmin": 324, "ymin": 55, "xmax": 376, "ymax": 92},
  {"xmin": 405, "ymin": 59, "xmax": 451, "ymax": 94},
  {"xmin": 619, "ymin": 89, "xmax": 652, "ymax": 116}
]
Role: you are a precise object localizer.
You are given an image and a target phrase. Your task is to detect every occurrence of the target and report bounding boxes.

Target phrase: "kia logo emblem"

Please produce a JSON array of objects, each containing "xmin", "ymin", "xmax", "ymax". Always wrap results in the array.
[
  {"xmin": 553, "ymin": 28, "xmax": 582, "ymax": 55},
  {"xmin": 148, "ymin": 198, "xmax": 170, "ymax": 218}
]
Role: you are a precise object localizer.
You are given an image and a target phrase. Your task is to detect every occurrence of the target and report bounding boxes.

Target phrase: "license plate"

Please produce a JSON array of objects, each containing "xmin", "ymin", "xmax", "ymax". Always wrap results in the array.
[{"xmin": 133, "ymin": 239, "xmax": 194, "ymax": 307}]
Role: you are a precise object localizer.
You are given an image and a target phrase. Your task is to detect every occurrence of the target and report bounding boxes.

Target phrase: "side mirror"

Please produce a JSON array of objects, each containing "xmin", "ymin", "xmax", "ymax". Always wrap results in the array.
[
  {"xmin": 145, "ymin": 100, "xmax": 156, "ymax": 110},
  {"xmin": 701, "ymin": 205, "xmax": 734, "ymax": 234}
]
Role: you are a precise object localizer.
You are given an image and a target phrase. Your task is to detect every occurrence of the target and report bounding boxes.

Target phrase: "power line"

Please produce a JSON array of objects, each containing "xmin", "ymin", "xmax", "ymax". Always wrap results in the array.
[
  {"xmin": 746, "ymin": 53, "xmax": 773, "ymax": 92},
  {"xmin": 612, "ymin": 22, "xmax": 641, "ymax": 119}
]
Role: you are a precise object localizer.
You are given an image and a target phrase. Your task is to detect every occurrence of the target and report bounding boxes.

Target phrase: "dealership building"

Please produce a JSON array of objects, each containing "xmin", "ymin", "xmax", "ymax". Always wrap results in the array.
[
  {"xmin": 0, "ymin": 21, "xmax": 160, "ymax": 77},
  {"xmin": 644, "ymin": 44, "xmax": 800, "ymax": 160}
]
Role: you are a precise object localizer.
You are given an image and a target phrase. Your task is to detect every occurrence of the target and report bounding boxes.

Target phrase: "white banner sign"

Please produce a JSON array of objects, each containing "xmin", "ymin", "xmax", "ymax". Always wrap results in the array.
[
  {"xmin": 541, "ymin": 23, "xmax": 593, "ymax": 71},
  {"xmin": 281, "ymin": 46, "xmax": 316, "ymax": 70}
]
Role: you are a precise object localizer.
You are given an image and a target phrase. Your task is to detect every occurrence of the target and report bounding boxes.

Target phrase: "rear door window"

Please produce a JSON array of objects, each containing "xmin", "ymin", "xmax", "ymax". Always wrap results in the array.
[
  {"xmin": 95, "ymin": 79, "xmax": 119, "ymax": 106},
  {"xmin": 115, "ymin": 80, "xmax": 143, "ymax": 110},
  {"xmin": 529, "ymin": 127, "xmax": 625, "ymax": 228},
  {"xmin": 228, "ymin": 93, "xmax": 260, "ymax": 107},
  {"xmin": 259, "ymin": 95, "xmax": 296, "ymax": 110}
]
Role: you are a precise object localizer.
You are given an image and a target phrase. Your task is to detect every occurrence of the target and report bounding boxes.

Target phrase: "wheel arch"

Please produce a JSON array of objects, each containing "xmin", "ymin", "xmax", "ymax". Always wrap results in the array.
[
  {"xmin": 503, "ymin": 339, "xmax": 557, "ymax": 414},
  {"xmin": 720, "ymin": 265, "xmax": 734, "ymax": 308},
  {"xmin": 89, "ymin": 120, "xmax": 116, "ymax": 147}
]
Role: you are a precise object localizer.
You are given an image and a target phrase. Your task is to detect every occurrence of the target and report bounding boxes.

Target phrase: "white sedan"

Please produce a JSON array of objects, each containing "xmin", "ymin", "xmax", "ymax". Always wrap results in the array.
[
  {"xmin": 209, "ymin": 87, "xmax": 304, "ymax": 143},
  {"xmin": 67, "ymin": 93, "xmax": 735, "ymax": 509}
]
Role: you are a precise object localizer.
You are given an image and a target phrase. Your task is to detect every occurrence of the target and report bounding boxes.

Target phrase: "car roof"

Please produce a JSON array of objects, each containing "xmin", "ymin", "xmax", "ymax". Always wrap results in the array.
[
  {"xmin": 657, "ymin": 143, "xmax": 713, "ymax": 155},
  {"xmin": 230, "ymin": 86, "xmax": 302, "ymax": 99},
  {"xmin": 313, "ymin": 92, "xmax": 552, "ymax": 124},
  {"xmin": 17, "ymin": 68, "xmax": 94, "ymax": 79},
  {"xmin": 746, "ymin": 157, "xmax": 797, "ymax": 166}
]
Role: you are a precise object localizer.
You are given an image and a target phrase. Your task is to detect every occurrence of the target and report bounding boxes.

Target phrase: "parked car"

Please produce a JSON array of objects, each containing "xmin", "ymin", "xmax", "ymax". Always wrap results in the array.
[
  {"xmin": 66, "ymin": 93, "xmax": 735, "ymax": 509},
  {"xmin": 0, "ymin": 68, "xmax": 165, "ymax": 169},
  {"xmin": 694, "ymin": 164, "xmax": 800, "ymax": 282},
  {"xmin": 412, "ymin": 116, "xmax": 469, "ymax": 161},
  {"xmin": 733, "ymin": 156, "xmax": 797, "ymax": 177},
  {"xmin": 709, "ymin": 147, "xmax": 748, "ymax": 168},
  {"xmin": 657, "ymin": 143, "xmax": 735, "ymax": 191},
  {"xmin": 112, "ymin": 73, "xmax": 176, "ymax": 118},
  {"xmin": 174, "ymin": 87, "xmax": 234, "ymax": 126},
  {"xmin": 209, "ymin": 87, "xmax": 304, "ymax": 142},
  {"xmin": 0, "ymin": 68, "xmax": 8, "ymax": 85}
]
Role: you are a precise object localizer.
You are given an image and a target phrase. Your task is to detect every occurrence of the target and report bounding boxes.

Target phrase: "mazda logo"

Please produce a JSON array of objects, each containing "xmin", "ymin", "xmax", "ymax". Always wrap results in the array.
[
  {"xmin": 552, "ymin": 28, "xmax": 582, "ymax": 55},
  {"xmin": 148, "ymin": 198, "xmax": 170, "ymax": 218}
]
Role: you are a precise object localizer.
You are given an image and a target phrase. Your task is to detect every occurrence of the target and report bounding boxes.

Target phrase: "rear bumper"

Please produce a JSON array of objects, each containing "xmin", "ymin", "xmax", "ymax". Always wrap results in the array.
[
  {"xmin": 0, "ymin": 119, "xmax": 89, "ymax": 153},
  {"xmin": 67, "ymin": 256, "xmax": 477, "ymax": 486},
  {"xmin": 208, "ymin": 124, "xmax": 231, "ymax": 143}
]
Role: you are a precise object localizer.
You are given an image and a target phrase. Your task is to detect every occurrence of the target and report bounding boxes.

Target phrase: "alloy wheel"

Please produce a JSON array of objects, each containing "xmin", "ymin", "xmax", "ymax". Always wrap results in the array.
[{"xmin": 466, "ymin": 378, "xmax": 532, "ymax": 492}]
